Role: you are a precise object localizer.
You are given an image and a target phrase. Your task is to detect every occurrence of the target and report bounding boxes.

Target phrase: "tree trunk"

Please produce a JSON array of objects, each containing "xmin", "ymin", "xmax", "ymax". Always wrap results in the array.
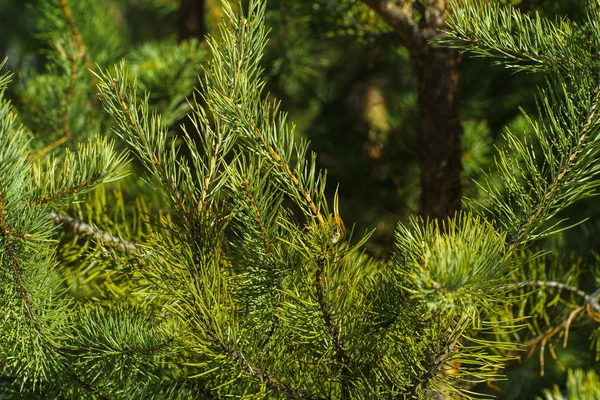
[
  {"xmin": 178, "ymin": 0, "xmax": 206, "ymax": 41},
  {"xmin": 415, "ymin": 47, "xmax": 462, "ymax": 219},
  {"xmin": 359, "ymin": 0, "xmax": 463, "ymax": 220}
]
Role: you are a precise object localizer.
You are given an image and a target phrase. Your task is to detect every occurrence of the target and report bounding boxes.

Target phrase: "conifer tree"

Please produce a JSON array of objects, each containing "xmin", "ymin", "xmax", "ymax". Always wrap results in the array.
[{"xmin": 3, "ymin": 0, "xmax": 600, "ymax": 399}]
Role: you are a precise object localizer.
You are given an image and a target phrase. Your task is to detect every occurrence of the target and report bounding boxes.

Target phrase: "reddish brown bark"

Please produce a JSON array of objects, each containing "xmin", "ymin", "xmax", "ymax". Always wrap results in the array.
[
  {"xmin": 415, "ymin": 46, "xmax": 462, "ymax": 219},
  {"xmin": 360, "ymin": 0, "xmax": 462, "ymax": 219}
]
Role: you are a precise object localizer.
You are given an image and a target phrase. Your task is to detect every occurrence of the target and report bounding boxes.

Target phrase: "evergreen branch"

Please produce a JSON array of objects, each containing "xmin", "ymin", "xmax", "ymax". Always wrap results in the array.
[
  {"xmin": 0, "ymin": 191, "xmax": 40, "ymax": 333},
  {"xmin": 30, "ymin": 137, "xmax": 128, "ymax": 206},
  {"xmin": 58, "ymin": 0, "xmax": 85, "ymax": 56},
  {"xmin": 35, "ymin": 176, "xmax": 100, "ymax": 205},
  {"xmin": 227, "ymin": 342, "xmax": 327, "ymax": 400},
  {"xmin": 358, "ymin": 0, "xmax": 424, "ymax": 53},
  {"xmin": 234, "ymin": 171, "xmax": 284, "ymax": 349},
  {"xmin": 523, "ymin": 306, "xmax": 587, "ymax": 359},
  {"xmin": 402, "ymin": 320, "xmax": 463, "ymax": 399},
  {"xmin": 58, "ymin": 0, "xmax": 97, "ymax": 87},
  {"xmin": 202, "ymin": 2, "xmax": 328, "ymax": 226},
  {"xmin": 50, "ymin": 212, "xmax": 139, "ymax": 254},
  {"xmin": 245, "ymin": 119, "xmax": 325, "ymax": 226},
  {"xmin": 96, "ymin": 67, "xmax": 216, "ymax": 234},
  {"xmin": 462, "ymin": 283, "xmax": 600, "ymax": 392},
  {"xmin": 196, "ymin": 306, "xmax": 326, "ymax": 400},
  {"xmin": 29, "ymin": 135, "xmax": 70, "ymax": 160},
  {"xmin": 109, "ymin": 77, "xmax": 190, "ymax": 224},
  {"xmin": 197, "ymin": 119, "xmax": 223, "ymax": 214},
  {"xmin": 14, "ymin": 94, "xmax": 40, "ymax": 116},
  {"xmin": 504, "ymin": 279, "xmax": 589, "ymax": 301},
  {"xmin": 314, "ymin": 244, "xmax": 351, "ymax": 397},
  {"xmin": 241, "ymin": 179, "xmax": 274, "ymax": 263},
  {"xmin": 444, "ymin": 1, "xmax": 588, "ymax": 74},
  {"xmin": 507, "ymin": 88, "xmax": 600, "ymax": 249}
]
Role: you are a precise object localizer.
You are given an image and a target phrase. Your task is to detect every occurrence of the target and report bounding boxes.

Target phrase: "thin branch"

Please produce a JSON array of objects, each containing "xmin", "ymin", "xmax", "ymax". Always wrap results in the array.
[
  {"xmin": 315, "ymin": 249, "xmax": 352, "ymax": 398},
  {"xmin": 58, "ymin": 0, "xmax": 98, "ymax": 87},
  {"xmin": 401, "ymin": 321, "xmax": 462, "ymax": 399},
  {"xmin": 14, "ymin": 94, "xmax": 40, "ymax": 116},
  {"xmin": 242, "ymin": 179, "xmax": 275, "ymax": 263},
  {"xmin": 50, "ymin": 212, "xmax": 139, "ymax": 254},
  {"xmin": 28, "ymin": 53, "xmax": 78, "ymax": 161},
  {"xmin": 197, "ymin": 128, "xmax": 222, "ymax": 214},
  {"xmin": 28, "ymin": 135, "xmax": 70, "ymax": 160},
  {"xmin": 228, "ymin": 342, "xmax": 327, "ymax": 400},
  {"xmin": 33, "ymin": 175, "xmax": 103, "ymax": 206},
  {"xmin": 358, "ymin": 0, "xmax": 425, "ymax": 54},
  {"xmin": 504, "ymin": 279, "xmax": 589, "ymax": 300},
  {"xmin": 462, "ymin": 284, "xmax": 600, "ymax": 392},
  {"xmin": 245, "ymin": 118, "xmax": 325, "ymax": 225}
]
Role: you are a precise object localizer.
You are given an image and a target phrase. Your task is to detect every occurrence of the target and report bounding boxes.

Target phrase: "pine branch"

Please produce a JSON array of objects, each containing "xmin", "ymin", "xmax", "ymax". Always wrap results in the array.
[
  {"xmin": 227, "ymin": 342, "xmax": 328, "ymax": 400},
  {"xmin": 245, "ymin": 119, "xmax": 325, "ymax": 226},
  {"xmin": 30, "ymin": 137, "xmax": 128, "ymax": 207},
  {"xmin": 115, "ymin": 91, "xmax": 185, "ymax": 220},
  {"xmin": 49, "ymin": 212, "xmax": 139, "ymax": 254},
  {"xmin": 0, "ymin": 192, "xmax": 40, "ymax": 333},
  {"xmin": 461, "ymin": 281, "xmax": 600, "ymax": 392},
  {"xmin": 196, "ymin": 115, "xmax": 223, "ymax": 214},
  {"xmin": 504, "ymin": 279, "xmax": 589, "ymax": 301},
  {"xmin": 242, "ymin": 178, "xmax": 282, "ymax": 348},
  {"xmin": 506, "ymin": 88, "xmax": 600, "ymax": 249},
  {"xmin": 444, "ymin": 1, "xmax": 590, "ymax": 74},
  {"xmin": 241, "ymin": 179, "xmax": 275, "ymax": 264},
  {"xmin": 98, "ymin": 72, "xmax": 191, "ymax": 225},
  {"xmin": 402, "ymin": 319, "xmax": 463, "ymax": 399}
]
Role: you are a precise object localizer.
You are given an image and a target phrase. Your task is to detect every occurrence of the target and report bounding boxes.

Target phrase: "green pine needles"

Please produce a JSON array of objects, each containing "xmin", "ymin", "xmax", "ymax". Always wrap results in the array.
[{"xmin": 3, "ymin": 0, "xmax": 600, "ymax": 398}]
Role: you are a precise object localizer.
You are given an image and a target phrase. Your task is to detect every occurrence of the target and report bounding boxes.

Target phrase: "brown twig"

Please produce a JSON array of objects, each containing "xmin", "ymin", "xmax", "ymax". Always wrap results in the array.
[
  {"xmin": 34, "ymin": 176, "xmax": 101, "ymax": 206},
  {"xmin": 462, "ymin": 283, "xmax": 600, "ymax": 392},
  {"xmin": 28, "ymin": 136, "xmax": 70, "ymax": 160},
  {"xmin": 58, "ymin": 0, "xmax": 98, "ymax": 87}
]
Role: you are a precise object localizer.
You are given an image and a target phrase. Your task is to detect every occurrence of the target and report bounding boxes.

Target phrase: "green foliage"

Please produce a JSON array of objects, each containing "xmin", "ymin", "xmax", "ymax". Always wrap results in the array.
[{"xmin": 542, "ymin": 369, "xmax": 600, "ymax": 399}]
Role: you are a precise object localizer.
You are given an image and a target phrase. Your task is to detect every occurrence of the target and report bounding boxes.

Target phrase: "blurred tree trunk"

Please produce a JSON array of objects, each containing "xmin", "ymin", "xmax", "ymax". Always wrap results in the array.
[
  {"xmin": 178, "ymin": 0, "xmax": 206, "ymax": 41},
  {"xmin": 361, "ymin": 0, "xmax": 462, "ymax": 220},
  {"xmin": 416, "ymin": 45, "xmax": 461, "ymax": 220}
]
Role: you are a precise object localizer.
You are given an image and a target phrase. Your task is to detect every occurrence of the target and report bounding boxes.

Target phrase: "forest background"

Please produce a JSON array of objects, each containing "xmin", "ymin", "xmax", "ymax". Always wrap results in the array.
[{"xmin": 2, "ymin": 0, "xmax": 600, "ymax": 398}]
